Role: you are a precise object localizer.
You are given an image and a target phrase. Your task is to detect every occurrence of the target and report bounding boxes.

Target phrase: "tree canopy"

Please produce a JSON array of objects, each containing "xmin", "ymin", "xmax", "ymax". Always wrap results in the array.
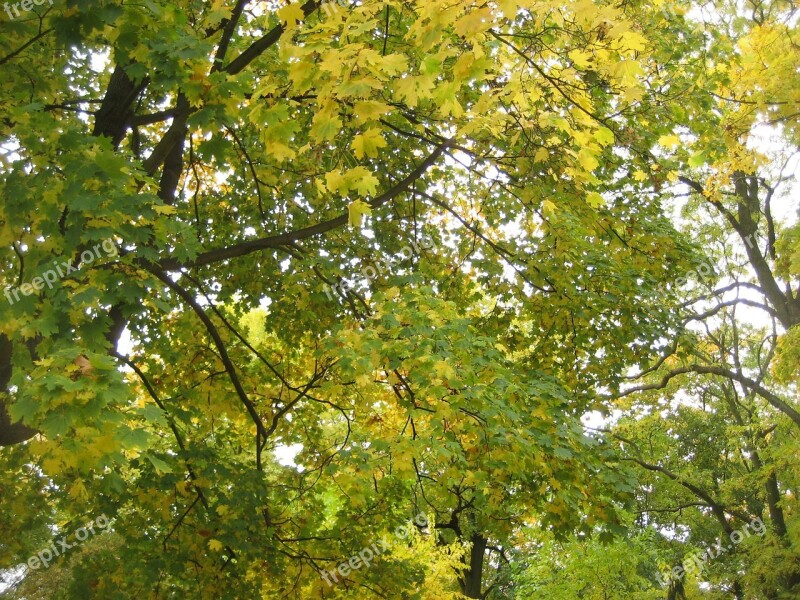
[{"xmin": 0, "ymin": 0, "xmax": 798, "ymax": 598}]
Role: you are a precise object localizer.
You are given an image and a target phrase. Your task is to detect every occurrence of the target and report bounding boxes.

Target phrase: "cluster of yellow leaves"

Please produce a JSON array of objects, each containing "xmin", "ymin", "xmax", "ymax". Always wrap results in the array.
[
  {"xmin": 240, "ymin": 0, "xmax": 655, "ymax": 216},
  {"xmin": 724, "ymin": 21, "xmax": 800, "ymax": 147}
]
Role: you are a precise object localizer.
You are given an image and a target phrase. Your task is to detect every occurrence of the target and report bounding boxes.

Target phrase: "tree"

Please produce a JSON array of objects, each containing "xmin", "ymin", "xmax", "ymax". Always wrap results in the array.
[
  {"xmin": 603, "ymin": 0, "xmax": 800, "ymax": 598},
  {"xmin": 0, "ymin": 0, "xmax": 797, "ymax": 598}
]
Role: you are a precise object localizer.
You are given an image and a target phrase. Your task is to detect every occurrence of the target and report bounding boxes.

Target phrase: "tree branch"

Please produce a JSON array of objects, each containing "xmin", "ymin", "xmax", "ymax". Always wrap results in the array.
[{"xmin": 156, "ymin": 144, "xmax": 446, "ymax": 270}]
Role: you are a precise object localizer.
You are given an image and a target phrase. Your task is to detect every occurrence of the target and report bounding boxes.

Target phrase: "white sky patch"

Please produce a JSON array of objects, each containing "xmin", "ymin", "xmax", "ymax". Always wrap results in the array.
[{"xmin": 274, "ymin": 443, "xmax": 303, "ymax": 468}]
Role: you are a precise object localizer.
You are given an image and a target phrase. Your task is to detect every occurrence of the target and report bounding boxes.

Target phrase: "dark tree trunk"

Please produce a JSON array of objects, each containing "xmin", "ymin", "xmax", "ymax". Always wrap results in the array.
[
  {"xmin": 0, "ymin": 334, "xmax": 35, "ymax": 446},
  {"xmin": 460, "ymin": 533, "xmax": 486, "ymax": 599}
]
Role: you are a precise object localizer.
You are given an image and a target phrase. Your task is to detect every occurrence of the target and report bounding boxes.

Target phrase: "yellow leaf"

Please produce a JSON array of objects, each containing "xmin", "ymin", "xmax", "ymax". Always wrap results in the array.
[
  {"xmin": 496, "ymin": 0, "xmax": 522, "ymax": 18},
  {"xmin": 277, "ymin": 3, "xmax": 305, "ymax": 27},
  {"xmin": 577, "ymin": 148, "xmax": 599, "ymax": 172},
  {"xmin": 377, "ymin": 54, "xmax": 408, "ymax": 76},
  {"xmin": 568, "ymin": 49, "xmax": 592, "ymax": 70},
  {"xmin": 658, "ymin": 134, "xmax": 681, "ymax": 149},
  {"xmin": 70, "ymin": 481, "xmax": 89, "ymax": 501},
  {"xmin": 542, "ymin": 199, "xmax": 557, "ymax": 216},
  {"xmin": 154, "ymin": 205, "xmax": 177, "ymax": 215},
  {"xmin": 355, "ymin": 373, "xmax": 373, "ymax": 387},
  {"xmin": 348, "ymin": 199, "xmax": 372, "ymax": 227},
  {"xmin": 614, "ymin": 60, "xmax": 644, "ymax": 87},
  {"xmin": 352, "ymin": 100, "xmax": 390, "ymax": 125},
  {"xmin": 268, "ymin": 142, "xmax": 296, "ymax": 162},
  {"xmin": 310, "ymin": 109, "xmax": 342, "ymax": 142},
  {"xmin": 453, "ymin": 52, "xmax": 476, "ymax": 80},
  {"xmin": 618, "ymin": 31, "xmax": 648, "ymax": 55},
  {"xmin": 633, "ymin": 170, "xmax": 648, "ymax": 181},
  {"xmin": 533, "ymin": 147, "xmax": 549, "ymax": 163},
  {"xmin": 325, "ymin": 170, "xmax": 348, "ymax": 194},
  {"xmin": 208, "ymin": 539, "xmax": 224, "ymax": 551},
  {"xmin": 434, "ymin": 360, "xmax": 455, "ymax": 380},
  {"xmin": 453, "ymin": 8, "xmax": 493, "ymax": 38},
  {"xmin": 392, "ymin": 75, "xmax": 435, "ymax": 107},
  {"xmin": 586, "ymin": 191, "xmax": 605, "ymax": 208},
  {"xmin": 351, "ymin": 128, "xmax": 388, "ymax": 159},
  {"xmin": 42, "ymin": 456, "xmax": 64, "ymax": 473},
  {"xmin": 346, "ymin": 166, "xmax": 380, "ymax": 197},
  {"xmin": 594, "ymin": 127, "xmax": 615, "ymax": 147}
]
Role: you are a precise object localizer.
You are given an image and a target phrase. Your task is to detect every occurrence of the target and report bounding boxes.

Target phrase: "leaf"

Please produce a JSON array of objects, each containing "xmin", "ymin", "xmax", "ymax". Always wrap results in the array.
[
  {"xmin": 351, "ymin": 128, "xmax": 388, "ymax": 159},
  {"xmin": 377, "ymin": 54, "xmax": 408, "ymax": 76},
  {"xmin": 497, "ymin": 0, "xmax": 522, "ymax": 19},
  {"xmin": 153, "ymin": 204, "xmax": 178, "ymax": 215},
  {"xmin": 69, "ymin": 480, "xmax": 90, "ymax": 501},
  {"xmin": 658, "ymin": 134, "xmax": 681, "ymax": 149},
  {"xmin": 569, "ymin": 49, "xmax": 592, "ymax": 70},
  {"xmin": 453, "ymin": 8, "xmax": 493, "ymax": 38},
  {"xmin": 325, "ymin": 169, "xmax": 348, "ymax": 194},
  {"xmin": 7, "ymin": 395, "xmax": 39, "ymax": 423},
  {"xmin": 594, "ymin": 127, "xmax": 615, "ymax": 147},
  {"xmin": 146, "ymin": 454, "xmax": 173, "ymax": 474},
  {"xmin": 277, "ymin": 3, "xmax": 305, "ymax": 27},
  {"xmin": 434, "ymin": 360, "xmax": 455, "ymax": 380},
  {"xmin": 618, "ymin": 31, "xmax": 648, "ymax": 54},
  {"xmin": 348, "ymin": 199, "xmax": 372, "ymax": 227},
  {"xmin": 40, "ymin": 410, "xmax": 72, "ymax": 437},
  {"xmin": 534, "ymin": 147, "xmax": 549, "ymax": 163},
  {"xmin": 310, "ymin": 109, "xmax": 342, "ymax": 142},
  {"xmin": 346, "ymin": 166, "xmax": 380, "ymax": 197},
  {"xmin": 688, "ymin": 150, "xmax": 707, "ymax": 167},
  {"xmin": 352, "ymin": 100, "xmax": 391, "ymax": 125},
  {"xmin": 586, "ymin": 191, "xmax": 605, "ymax": 208},
  {"xmin": 577, "ymin": 148, "xmax": 599, "ymax": 172},
  {"xmin": 118, "ymin": 427, "xmax": 152, "ymax": 450}
]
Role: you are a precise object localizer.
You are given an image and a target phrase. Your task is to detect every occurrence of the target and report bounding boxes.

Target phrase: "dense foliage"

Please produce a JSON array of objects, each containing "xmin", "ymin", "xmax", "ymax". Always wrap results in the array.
[{"xmin": 0, "ymin": 0, "xmax": 797, "ymax": 598}]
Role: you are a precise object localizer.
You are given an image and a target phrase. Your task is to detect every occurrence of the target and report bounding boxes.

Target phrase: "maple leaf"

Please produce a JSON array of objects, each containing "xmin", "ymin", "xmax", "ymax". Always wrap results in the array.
[
  {"xmin": 277, "ymin": 3, "xmax": 305, "ymax": 27},
  {"xmin": 351, "ymin": 128, "xmax": 388, "ymax": 159},
  {"xmin": 348, "ymin": 199, "xmax": 372, "ymax": 227}
]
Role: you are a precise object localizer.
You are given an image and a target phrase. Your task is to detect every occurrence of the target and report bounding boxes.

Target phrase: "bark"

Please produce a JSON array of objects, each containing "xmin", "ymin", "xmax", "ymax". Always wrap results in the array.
[
  {"xmin": 0, "ymin": 334, "xmax": 35, "ymax": 446},
  {"xmin": 460, "ymin": 533, "xmax": 486, "ymax": 599},
  {"xmin": 92, "ymin": 65, "xmax": 148, "ymax": 146}
]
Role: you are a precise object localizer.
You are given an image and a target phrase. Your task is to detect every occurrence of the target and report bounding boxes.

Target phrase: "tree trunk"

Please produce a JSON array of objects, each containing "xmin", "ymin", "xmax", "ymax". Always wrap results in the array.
[
  {"xmin": 460, "ymin": 533, "xmax": 486, "ymax": 599},
  {"xmin": 0, "ymin": 334, "xmax": 35, "ymax": 446}
]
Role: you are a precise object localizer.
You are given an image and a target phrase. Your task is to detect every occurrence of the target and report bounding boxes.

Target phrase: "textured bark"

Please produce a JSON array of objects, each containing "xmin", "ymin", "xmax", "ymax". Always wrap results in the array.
[
  {"xmin": 733, "ymin": 172, "xmax": 800, "ymax": 329},
  {"xmin": 92, "ymin": 65, "xmax": 147, "ymax": 146},
  {"xmin": 460, "ymin": 533, "xmax": 486, "ymax": 599},
  {"xmin": 0, "ymin": 334, "xmax": 36, "ymax": 446}
]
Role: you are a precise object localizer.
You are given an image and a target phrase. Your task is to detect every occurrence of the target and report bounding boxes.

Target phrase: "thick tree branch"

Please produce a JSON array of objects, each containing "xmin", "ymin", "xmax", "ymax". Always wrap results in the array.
[
  {"xmin": 0, "ymin": 335, "xmax": 36, "ymax": 446},
  {"xmin": 146, "ymin": 268, "xmax": 268, "ymax": 440},
  {"xmin": 157, "ymin": 145, "xmax": 446, "ymax": 270},
  {"xmin": 224, "ymin": 0, "xmax": 321, "ymax": 75},
  {"xmin": 616, "ymin": 364, "xmax": 800, "ymax": 429}
]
